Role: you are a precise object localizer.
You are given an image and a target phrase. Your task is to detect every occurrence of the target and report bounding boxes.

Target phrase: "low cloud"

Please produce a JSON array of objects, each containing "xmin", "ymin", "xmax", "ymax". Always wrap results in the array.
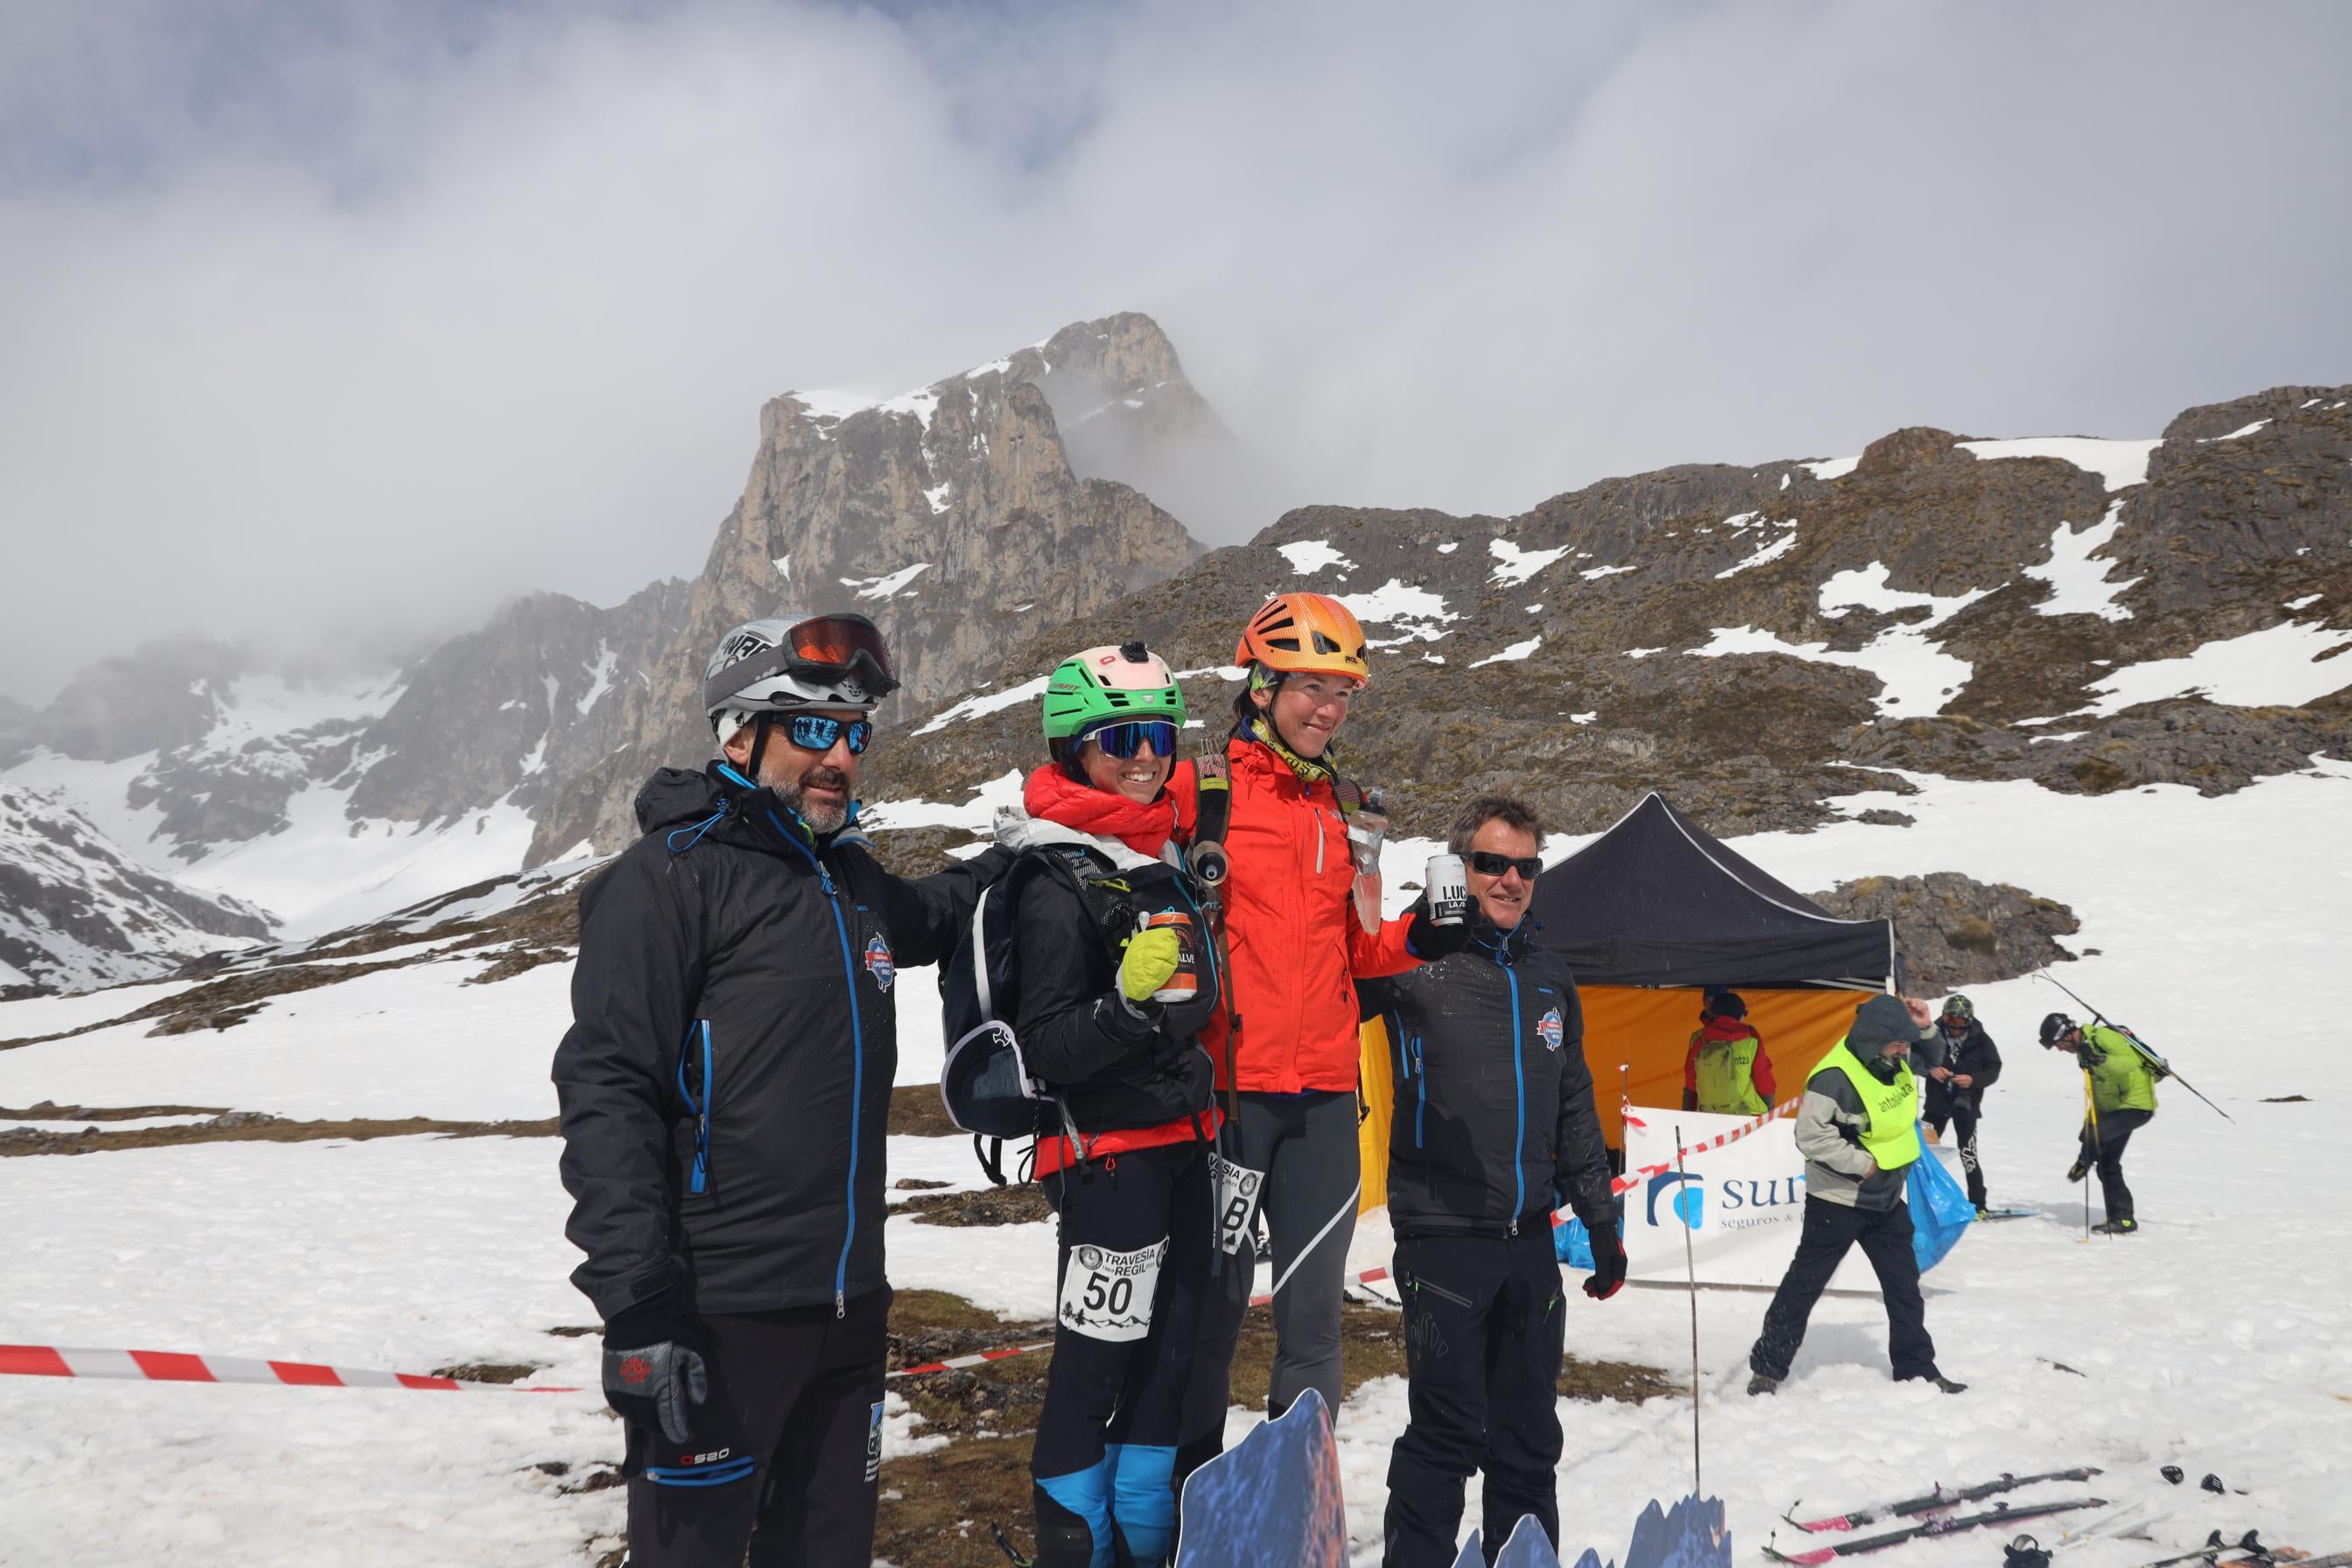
[{"xmin": 2, "ymin": 0, "xmax": 2347, "ymax": 704}]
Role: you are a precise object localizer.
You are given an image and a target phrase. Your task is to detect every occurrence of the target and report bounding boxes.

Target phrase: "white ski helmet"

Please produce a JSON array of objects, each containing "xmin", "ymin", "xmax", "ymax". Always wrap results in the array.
[{"xmin": 704, "ymin": 612, "xmax": 899, "ymax": 746}]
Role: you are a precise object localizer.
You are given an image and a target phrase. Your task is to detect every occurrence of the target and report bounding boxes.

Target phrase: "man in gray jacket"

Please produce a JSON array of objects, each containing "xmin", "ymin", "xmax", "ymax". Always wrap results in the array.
[{"xmin": 1746, "ymin": 993, "xmax": 1966, "ymax": 1396}]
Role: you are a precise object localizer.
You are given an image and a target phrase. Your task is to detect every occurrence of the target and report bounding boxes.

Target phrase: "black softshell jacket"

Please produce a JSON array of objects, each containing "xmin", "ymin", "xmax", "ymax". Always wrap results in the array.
[
  {"xmin": 1358, "ymin": 916, "xmax": 1617, "ymax": 1241},
  {"xmin": 1009, "ymin": 842, "xmax": 1220, "ymax": 1139},
  {"xmin": 553, "ymin": 764, "xmax": 1012, "ymax": 1320},
  {"xmin": 1922, "ymin": 1019, "xmax": 2003, "ymax": 1120}
]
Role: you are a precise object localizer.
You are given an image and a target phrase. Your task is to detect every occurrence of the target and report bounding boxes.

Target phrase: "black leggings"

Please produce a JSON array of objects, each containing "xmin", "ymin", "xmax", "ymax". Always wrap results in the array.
[
  {"xmin": 1924, "ymin": 1102, "xmax": 1986, "ymax": 1210},
  {"xmin": 1033, "ymin": 1140, "xmax": 1213, "ymax": 1567}
]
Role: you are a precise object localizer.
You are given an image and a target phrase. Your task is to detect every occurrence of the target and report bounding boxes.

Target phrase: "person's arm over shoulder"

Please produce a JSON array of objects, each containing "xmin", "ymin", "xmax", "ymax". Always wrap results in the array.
[
  {"xmin": 551, "ymin": 849, "xmax": 707, "ymax": 1321},
  {"xmin": 1010, "ymin": 858, "xmax": 1159, "ymax": 1086},
  {"xmin": 867, "ymin": 842, "xmax": 1018, "ymax": 970},
  {"xmin": 1348, "ymin": 909, "xmax": 1422, "ymax": 980},
  {"xmin": 1794, "ymin": 1067, "xmax": 1875, "ymax": 1177},
  {"xmin": 1548, "ymin": 977, "xmax": 1615, "ymax": 1228}
]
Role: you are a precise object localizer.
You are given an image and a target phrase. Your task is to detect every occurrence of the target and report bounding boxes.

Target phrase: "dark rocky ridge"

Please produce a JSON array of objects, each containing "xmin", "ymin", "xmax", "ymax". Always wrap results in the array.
[{"xmin": 858, "ymin": 385, "xmax": 2351, "ymax": 846}]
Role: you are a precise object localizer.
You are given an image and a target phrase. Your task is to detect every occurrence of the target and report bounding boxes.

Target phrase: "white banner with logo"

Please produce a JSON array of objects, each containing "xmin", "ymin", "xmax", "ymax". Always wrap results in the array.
[{"xmin": 1620, "ymin": 1107, "xmax": 1880, "ymax": 1292}]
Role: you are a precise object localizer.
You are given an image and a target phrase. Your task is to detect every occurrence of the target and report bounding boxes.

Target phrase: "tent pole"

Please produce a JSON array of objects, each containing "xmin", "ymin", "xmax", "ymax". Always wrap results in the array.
[{"xmin": 1674, "ymin": 1124, "xmax": 1701, "ymax": 1495}]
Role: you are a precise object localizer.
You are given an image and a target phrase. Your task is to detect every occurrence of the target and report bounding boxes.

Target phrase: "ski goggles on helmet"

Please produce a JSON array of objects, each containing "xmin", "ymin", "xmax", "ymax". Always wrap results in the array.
[
  {"xmin": 781, "ymin": 713, "xmax": 873, "ymax": 755},
  {"xmin": 1081, "ymin": 719, "xmax": 1178, "ymax": 760},
  {"xmin": 704, "ymin": 612, "xmax": 899, "ymax": 712},
  {"xmin": 1466, "ymin": 850, "xmax": 1542, "ymax": 879}
]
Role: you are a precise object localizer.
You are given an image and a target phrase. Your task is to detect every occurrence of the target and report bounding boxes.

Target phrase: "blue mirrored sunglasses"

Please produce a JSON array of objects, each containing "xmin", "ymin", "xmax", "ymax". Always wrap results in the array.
[
  {"xmin": 1083, "ymin": 720, "xmax": 1177, "ymax": 759},
  {"xmin": 786, "ymin": 713, "xmax": 873, "ymax": 755}
]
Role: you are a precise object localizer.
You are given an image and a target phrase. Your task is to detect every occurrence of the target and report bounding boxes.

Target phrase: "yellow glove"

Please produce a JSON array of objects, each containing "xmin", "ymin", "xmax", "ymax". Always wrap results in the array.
[{"xmin": 1118, "ymin": 928, "xmax": 1182, "ymax": 1003}]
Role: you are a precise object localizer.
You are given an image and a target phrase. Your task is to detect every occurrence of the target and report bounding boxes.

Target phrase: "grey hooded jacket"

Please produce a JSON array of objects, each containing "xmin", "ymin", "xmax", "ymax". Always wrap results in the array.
[{"xmin": 1795, "ymin": 996, "xmax": 1938, "ymax": 1211}]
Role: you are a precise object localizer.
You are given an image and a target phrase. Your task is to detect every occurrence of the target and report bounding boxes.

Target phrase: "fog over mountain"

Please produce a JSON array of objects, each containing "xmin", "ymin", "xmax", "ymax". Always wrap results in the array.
[{"xmin": 4, "ymin": 0, "xmax": 2350, "ymax": 704}]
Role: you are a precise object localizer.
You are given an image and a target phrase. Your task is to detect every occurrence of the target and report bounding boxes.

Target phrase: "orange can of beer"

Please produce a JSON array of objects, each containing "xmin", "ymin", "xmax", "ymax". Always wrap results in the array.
[{"xmin": 1139, "ymin": 909, "xmax": 1198, "ymax": 1003}]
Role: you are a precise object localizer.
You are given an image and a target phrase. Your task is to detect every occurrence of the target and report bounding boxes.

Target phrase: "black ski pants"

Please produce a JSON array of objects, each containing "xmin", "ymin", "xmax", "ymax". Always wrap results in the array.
[
  {"xmin": 1032, "ymin": 1140, "xmax": 1214, "ymax": 1568},
  {"xmin": 2081, "ymin": 1107, "xmax": 2152, "ymax": 1224},
  {"xmin": 1923, "ymin": 1101, "xmax": 1987, "ymax": 1211},
  {"xmin": 1382, "ymin": 1228, "xmax": 1565, "ymax": 1568},
  {"xmin": 1749, "ymin": 1196, "xmax": 1936, "ymax": 1383},
  {"xmin": 621, "ymin": 1287, "xmax": 889, "ymax": 1568},
  {"xmin": 1175, "ymin": 1090, "xmax": 1361, "ymax": 1494}
]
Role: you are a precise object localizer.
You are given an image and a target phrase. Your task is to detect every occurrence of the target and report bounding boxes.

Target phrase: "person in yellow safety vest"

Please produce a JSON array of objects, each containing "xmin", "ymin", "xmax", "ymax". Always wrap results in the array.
[
  {"xmin": 1681, "ymin": 990, "xmax": 1777, "ymax": 1116},
  {"xmin": 1746, "ymin": 994, "xmax": 1966, "ymax": 1397},
  {"xmin": 2040, "ymin": 1012, "xmax": 2162, "ymax": 1236}
]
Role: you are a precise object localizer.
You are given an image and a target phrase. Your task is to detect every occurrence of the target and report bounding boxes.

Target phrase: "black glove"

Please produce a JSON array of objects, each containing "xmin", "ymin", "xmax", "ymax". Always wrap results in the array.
[
  {"xmin": 1582, "ymin": 1219, "xmax": 1628, "ymax": 1301},
  {"xmin": 1403, "ymin": 893, "xmax": 1474, "ymax": 961},
  {"xmin": 601, "ymin": 1293, "xmax": 744, "ymax": 1483}
]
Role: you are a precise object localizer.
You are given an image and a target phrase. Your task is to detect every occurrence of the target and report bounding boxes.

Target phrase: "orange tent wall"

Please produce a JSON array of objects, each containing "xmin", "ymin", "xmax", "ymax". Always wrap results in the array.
[{"xmin": 1357, "ymin": 984, "xmax": 1883, "ymax": 1209}]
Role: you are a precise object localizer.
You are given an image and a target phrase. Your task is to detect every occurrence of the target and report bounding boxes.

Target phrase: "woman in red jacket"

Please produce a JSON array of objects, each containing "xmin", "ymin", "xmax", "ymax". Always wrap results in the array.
[{"xmin": 1169, "ymin": 592, "xmax": 1463, "ymax": 1489}]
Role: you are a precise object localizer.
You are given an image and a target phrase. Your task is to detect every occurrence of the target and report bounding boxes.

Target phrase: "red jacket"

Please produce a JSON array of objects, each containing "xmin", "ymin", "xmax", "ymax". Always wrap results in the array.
[{"xmin": 1169, "ymin": 738, "xmax": 1420, "ymax": 1094}]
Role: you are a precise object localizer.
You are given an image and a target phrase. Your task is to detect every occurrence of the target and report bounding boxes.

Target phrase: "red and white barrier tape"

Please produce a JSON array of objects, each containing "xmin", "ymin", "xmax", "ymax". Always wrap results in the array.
[
  {"xmin": 887, "ymin": 1340, "xmax": 1055, "ymax": 1379},
  {"xmin": 1605, "ymin": 1101, "xmax": 1794, "ymax": 1200},
  {"xmin": 0, "ymin": 1344, "xmax": 583, "ymax": 1392}
]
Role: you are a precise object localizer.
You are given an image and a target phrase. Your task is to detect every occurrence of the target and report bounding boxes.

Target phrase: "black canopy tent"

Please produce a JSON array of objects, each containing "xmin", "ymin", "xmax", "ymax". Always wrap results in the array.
[
  {"xmin": 1520, "ymin": 793, "xmax": 1898, "ymax": 1125},
  {"xmin": 1526, "ymin": 792, "xmax": 1895, "ymax": 990}
]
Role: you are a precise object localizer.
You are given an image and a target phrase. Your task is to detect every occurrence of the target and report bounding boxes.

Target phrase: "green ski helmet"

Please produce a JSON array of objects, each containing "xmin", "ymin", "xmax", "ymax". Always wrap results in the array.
[{"xmin": 1041, "ymin": 640, "xmax": 1184, "ymax": 741}]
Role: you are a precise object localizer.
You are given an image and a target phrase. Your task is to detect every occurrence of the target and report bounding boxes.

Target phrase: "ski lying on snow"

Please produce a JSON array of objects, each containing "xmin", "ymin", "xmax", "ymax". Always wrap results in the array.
[
  {"xmin": 1976, "ymin": 1208, "xmax": 2040, "ymax": 1222},
  {"xmin": 1765, "ymin": 1499, "xmax": 2108, "ymax": 1563},
  {"xmin": 1786, "ymin": 1469, "xmax": 2104, "ymax": 1532}
]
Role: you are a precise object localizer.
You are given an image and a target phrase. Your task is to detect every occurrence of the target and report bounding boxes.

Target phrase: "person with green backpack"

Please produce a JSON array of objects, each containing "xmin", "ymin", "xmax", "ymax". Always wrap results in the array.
[
  {"xmin": 982, "ymin": 641, "xmax": 1224, "ymax": 1568},
  {"xmin": 1681, "ymin": 990, "xmax": 1777, "ymax": 1115},
  {"xmin": 2040, "ymin": 1012, "xmax": 2161, "ymax": 1235}
]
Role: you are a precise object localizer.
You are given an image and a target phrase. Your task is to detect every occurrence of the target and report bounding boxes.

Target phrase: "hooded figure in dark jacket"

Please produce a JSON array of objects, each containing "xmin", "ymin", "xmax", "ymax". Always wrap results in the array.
[
  {"xmin": 1356, "ymin": 796, "xmax": 1620, "ymax": 1568},
  {"xmin": 552, "ymin": 613, "xmax": 1012, "ymax": 1568},
  {"xmin": 1922, "ymin": 994, "xmax": 2002, "ymax": 1212}
]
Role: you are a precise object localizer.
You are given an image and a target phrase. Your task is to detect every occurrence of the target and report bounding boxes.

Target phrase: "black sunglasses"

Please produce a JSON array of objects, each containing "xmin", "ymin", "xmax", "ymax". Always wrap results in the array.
[
  {"xmin": 784, "ymin": 713, "xmax": 873, "ymax": 755},
  {"xmin": 1467, "ymin": 850, "xmax": 1541, "ymax": 879}
]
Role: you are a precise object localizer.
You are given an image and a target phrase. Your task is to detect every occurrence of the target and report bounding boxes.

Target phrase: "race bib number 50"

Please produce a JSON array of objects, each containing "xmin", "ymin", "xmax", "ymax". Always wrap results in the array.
[
  {"xmin": 1210, "ymin": 1152, "xmax": 1266, "ymax": 1257},
  {"xmin": 1059, "ymin": 1239, "xmax": 1167, "ymax": 1342}
]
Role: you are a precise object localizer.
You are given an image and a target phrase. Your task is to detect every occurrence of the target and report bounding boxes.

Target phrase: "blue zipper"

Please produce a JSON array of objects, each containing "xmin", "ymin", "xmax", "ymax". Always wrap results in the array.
[
  {"xmin": 1501, "ymin": 949, "xmax": 1526, "ymax": 1233},
  {"xmin": 1413, "ymin": 1033, "xmax": 1427, "ymax": 1149},
  {"xmin": 762, "ymin": 805, "xmax": 864, "ymax": 1320},
  {"xmin": 674, "ymin": 1019, "xmax": 712, "ymax": 1196}
]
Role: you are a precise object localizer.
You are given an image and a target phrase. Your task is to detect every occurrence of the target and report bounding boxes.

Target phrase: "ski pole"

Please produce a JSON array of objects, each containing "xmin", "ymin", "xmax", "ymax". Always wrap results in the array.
[
  {"xmin": 1673, "ymin": 1124, "xmax": 1700, "ymax": 1496},
  {"xmin": 2081, "ymin": 1076, "xmax": 2097, "ymax": 1242},
  {"xmin": 2034, "ymin": 971, "xmax": 2235, "ymax": 1124}
]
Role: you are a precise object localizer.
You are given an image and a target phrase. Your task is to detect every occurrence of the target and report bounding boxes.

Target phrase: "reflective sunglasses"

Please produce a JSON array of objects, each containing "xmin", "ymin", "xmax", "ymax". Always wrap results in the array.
[
  {"xmin": 1084, "ymin": 720, "xmax": 1178, "ymax": 759},
  {"xmin": 1467, "ymin": 850, "xmax": 1542, "ymax": 879},
  {"xmin": 784, "ymin": 713, "xmax": 873, "ymax": 754}
]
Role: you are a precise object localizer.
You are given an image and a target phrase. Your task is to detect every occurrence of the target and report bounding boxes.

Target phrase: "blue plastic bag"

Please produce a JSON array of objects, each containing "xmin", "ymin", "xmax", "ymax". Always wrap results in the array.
[
  {"xmin": 1908, "ymin": 1130, "xmax": 1975, "ymax": 1271},
  {"xmin": 1553, "ymin": 1214, "xmax": 1594, "ymax": 1270}
]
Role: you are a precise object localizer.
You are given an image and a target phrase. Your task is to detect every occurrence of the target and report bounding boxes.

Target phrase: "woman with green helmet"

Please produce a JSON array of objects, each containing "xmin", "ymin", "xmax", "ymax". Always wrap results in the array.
[{"xmin": 997, "ymin": 640, "xmax": 1222, "ymax": 1568}]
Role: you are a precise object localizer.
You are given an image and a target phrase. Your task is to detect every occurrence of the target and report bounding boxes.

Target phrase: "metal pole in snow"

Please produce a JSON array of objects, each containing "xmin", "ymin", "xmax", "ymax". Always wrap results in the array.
[{"xmin": 1675, "ymin": 1124, "xmax": 1701, "ymax": 1495}]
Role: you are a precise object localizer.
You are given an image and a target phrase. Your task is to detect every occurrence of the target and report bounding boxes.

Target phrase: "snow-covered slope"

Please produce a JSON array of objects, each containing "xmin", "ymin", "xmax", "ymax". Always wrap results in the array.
[{"xmin": 0, "ymin": 782, "xmax": 270, "ymax": 992}]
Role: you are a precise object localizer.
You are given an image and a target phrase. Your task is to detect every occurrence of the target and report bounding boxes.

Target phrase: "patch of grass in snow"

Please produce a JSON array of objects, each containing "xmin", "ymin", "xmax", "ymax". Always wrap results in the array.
[{"xmin": 0, "ymin": 1109, "xmax": 556, "ymax": 1157}]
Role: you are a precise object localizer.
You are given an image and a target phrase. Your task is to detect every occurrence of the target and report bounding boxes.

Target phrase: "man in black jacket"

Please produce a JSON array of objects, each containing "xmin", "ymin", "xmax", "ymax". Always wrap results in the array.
[
  {"xmin": 552, "ymin": 612, "xmax": 1012, "ymax": 1568},
  {"xmin": 1922, "ymin": 994, "xmax": 2002, "ymax": 1214},
  {"xmin": 1358, "ymin": 796, "xmax": 1621, "ymax": 1568}
]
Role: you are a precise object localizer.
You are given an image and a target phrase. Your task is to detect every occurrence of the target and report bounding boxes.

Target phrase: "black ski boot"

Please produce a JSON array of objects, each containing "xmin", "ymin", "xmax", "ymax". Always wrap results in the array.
[
  {"xmin": 1900, "ymin": 1370, "xmax": 1968, "ymax": 1393},
  {"xmin": 1747, "ymin": 1372, "xmax": 1781, "ymax": 1396},
  {"xmin": 2092, "ymin": 1218, "xmax": 2138, "ymax": 1236}
]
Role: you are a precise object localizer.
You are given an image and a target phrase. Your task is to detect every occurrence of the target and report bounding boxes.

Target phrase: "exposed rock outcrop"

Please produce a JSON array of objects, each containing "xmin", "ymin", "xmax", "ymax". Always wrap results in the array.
[{"xmin": 1807, "ymin": 872, "xmax": 2081, "ymax": 991}]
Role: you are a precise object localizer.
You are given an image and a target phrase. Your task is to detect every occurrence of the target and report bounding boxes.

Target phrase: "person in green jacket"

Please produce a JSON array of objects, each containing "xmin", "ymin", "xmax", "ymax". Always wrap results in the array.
[{"xmin": 2040, "ymin": 1012, "xmax": 2162, "ymax": 1235}]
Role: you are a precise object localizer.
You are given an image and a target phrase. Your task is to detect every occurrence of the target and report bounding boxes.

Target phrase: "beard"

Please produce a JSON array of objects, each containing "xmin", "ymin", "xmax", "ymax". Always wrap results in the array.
[{"xmin": 774, "ymin": 760, "xmax": 853, "ymax": 835}]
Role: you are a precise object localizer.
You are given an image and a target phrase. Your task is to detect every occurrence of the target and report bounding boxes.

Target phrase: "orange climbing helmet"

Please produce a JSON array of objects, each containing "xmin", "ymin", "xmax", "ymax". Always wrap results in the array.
[{"xmin": 1234, "ymin": 592, "xmax": 1371, "ymax": 684}]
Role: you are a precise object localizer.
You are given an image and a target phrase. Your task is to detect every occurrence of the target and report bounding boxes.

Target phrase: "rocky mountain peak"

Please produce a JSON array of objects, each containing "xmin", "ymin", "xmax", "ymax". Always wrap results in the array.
[
  {"xmin": 527, "ymin": 313, "xmax": 1214, "ymax": 862},
  {"xmin": 1858, "ymin": 425, "xmax": 1969, "ymax": 476}
]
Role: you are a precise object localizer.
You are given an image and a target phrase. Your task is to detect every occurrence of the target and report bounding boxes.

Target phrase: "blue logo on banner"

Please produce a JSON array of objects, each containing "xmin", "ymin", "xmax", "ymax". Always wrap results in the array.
[{"xmin": 1645, "ymin": 1169, "xmax": 1704, "ymax": 1230}]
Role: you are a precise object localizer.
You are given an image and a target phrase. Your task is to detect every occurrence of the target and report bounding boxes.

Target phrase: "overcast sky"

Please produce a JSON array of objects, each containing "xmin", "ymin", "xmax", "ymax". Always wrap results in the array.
[{"xmin": 3, "ymin": 0, "xmax": 2348, "ymax": 707}]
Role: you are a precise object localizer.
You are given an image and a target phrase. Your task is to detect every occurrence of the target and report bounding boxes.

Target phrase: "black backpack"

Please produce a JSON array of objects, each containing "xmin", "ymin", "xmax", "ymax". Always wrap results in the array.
[{"xmin": 936, "ymin": 846, "xmax": 1132, "ymax": 1180}]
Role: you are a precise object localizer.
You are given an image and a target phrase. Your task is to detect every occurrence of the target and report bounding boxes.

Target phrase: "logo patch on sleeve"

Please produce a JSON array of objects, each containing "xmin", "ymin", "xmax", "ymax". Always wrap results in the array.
[
  {"xmin": 864, "ymin": 935, "xmax": 895, "ymax": 991},
  {"xmin": 1536, "ymin": 1008, "xmax": 1564, "ymax": 1052}
]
